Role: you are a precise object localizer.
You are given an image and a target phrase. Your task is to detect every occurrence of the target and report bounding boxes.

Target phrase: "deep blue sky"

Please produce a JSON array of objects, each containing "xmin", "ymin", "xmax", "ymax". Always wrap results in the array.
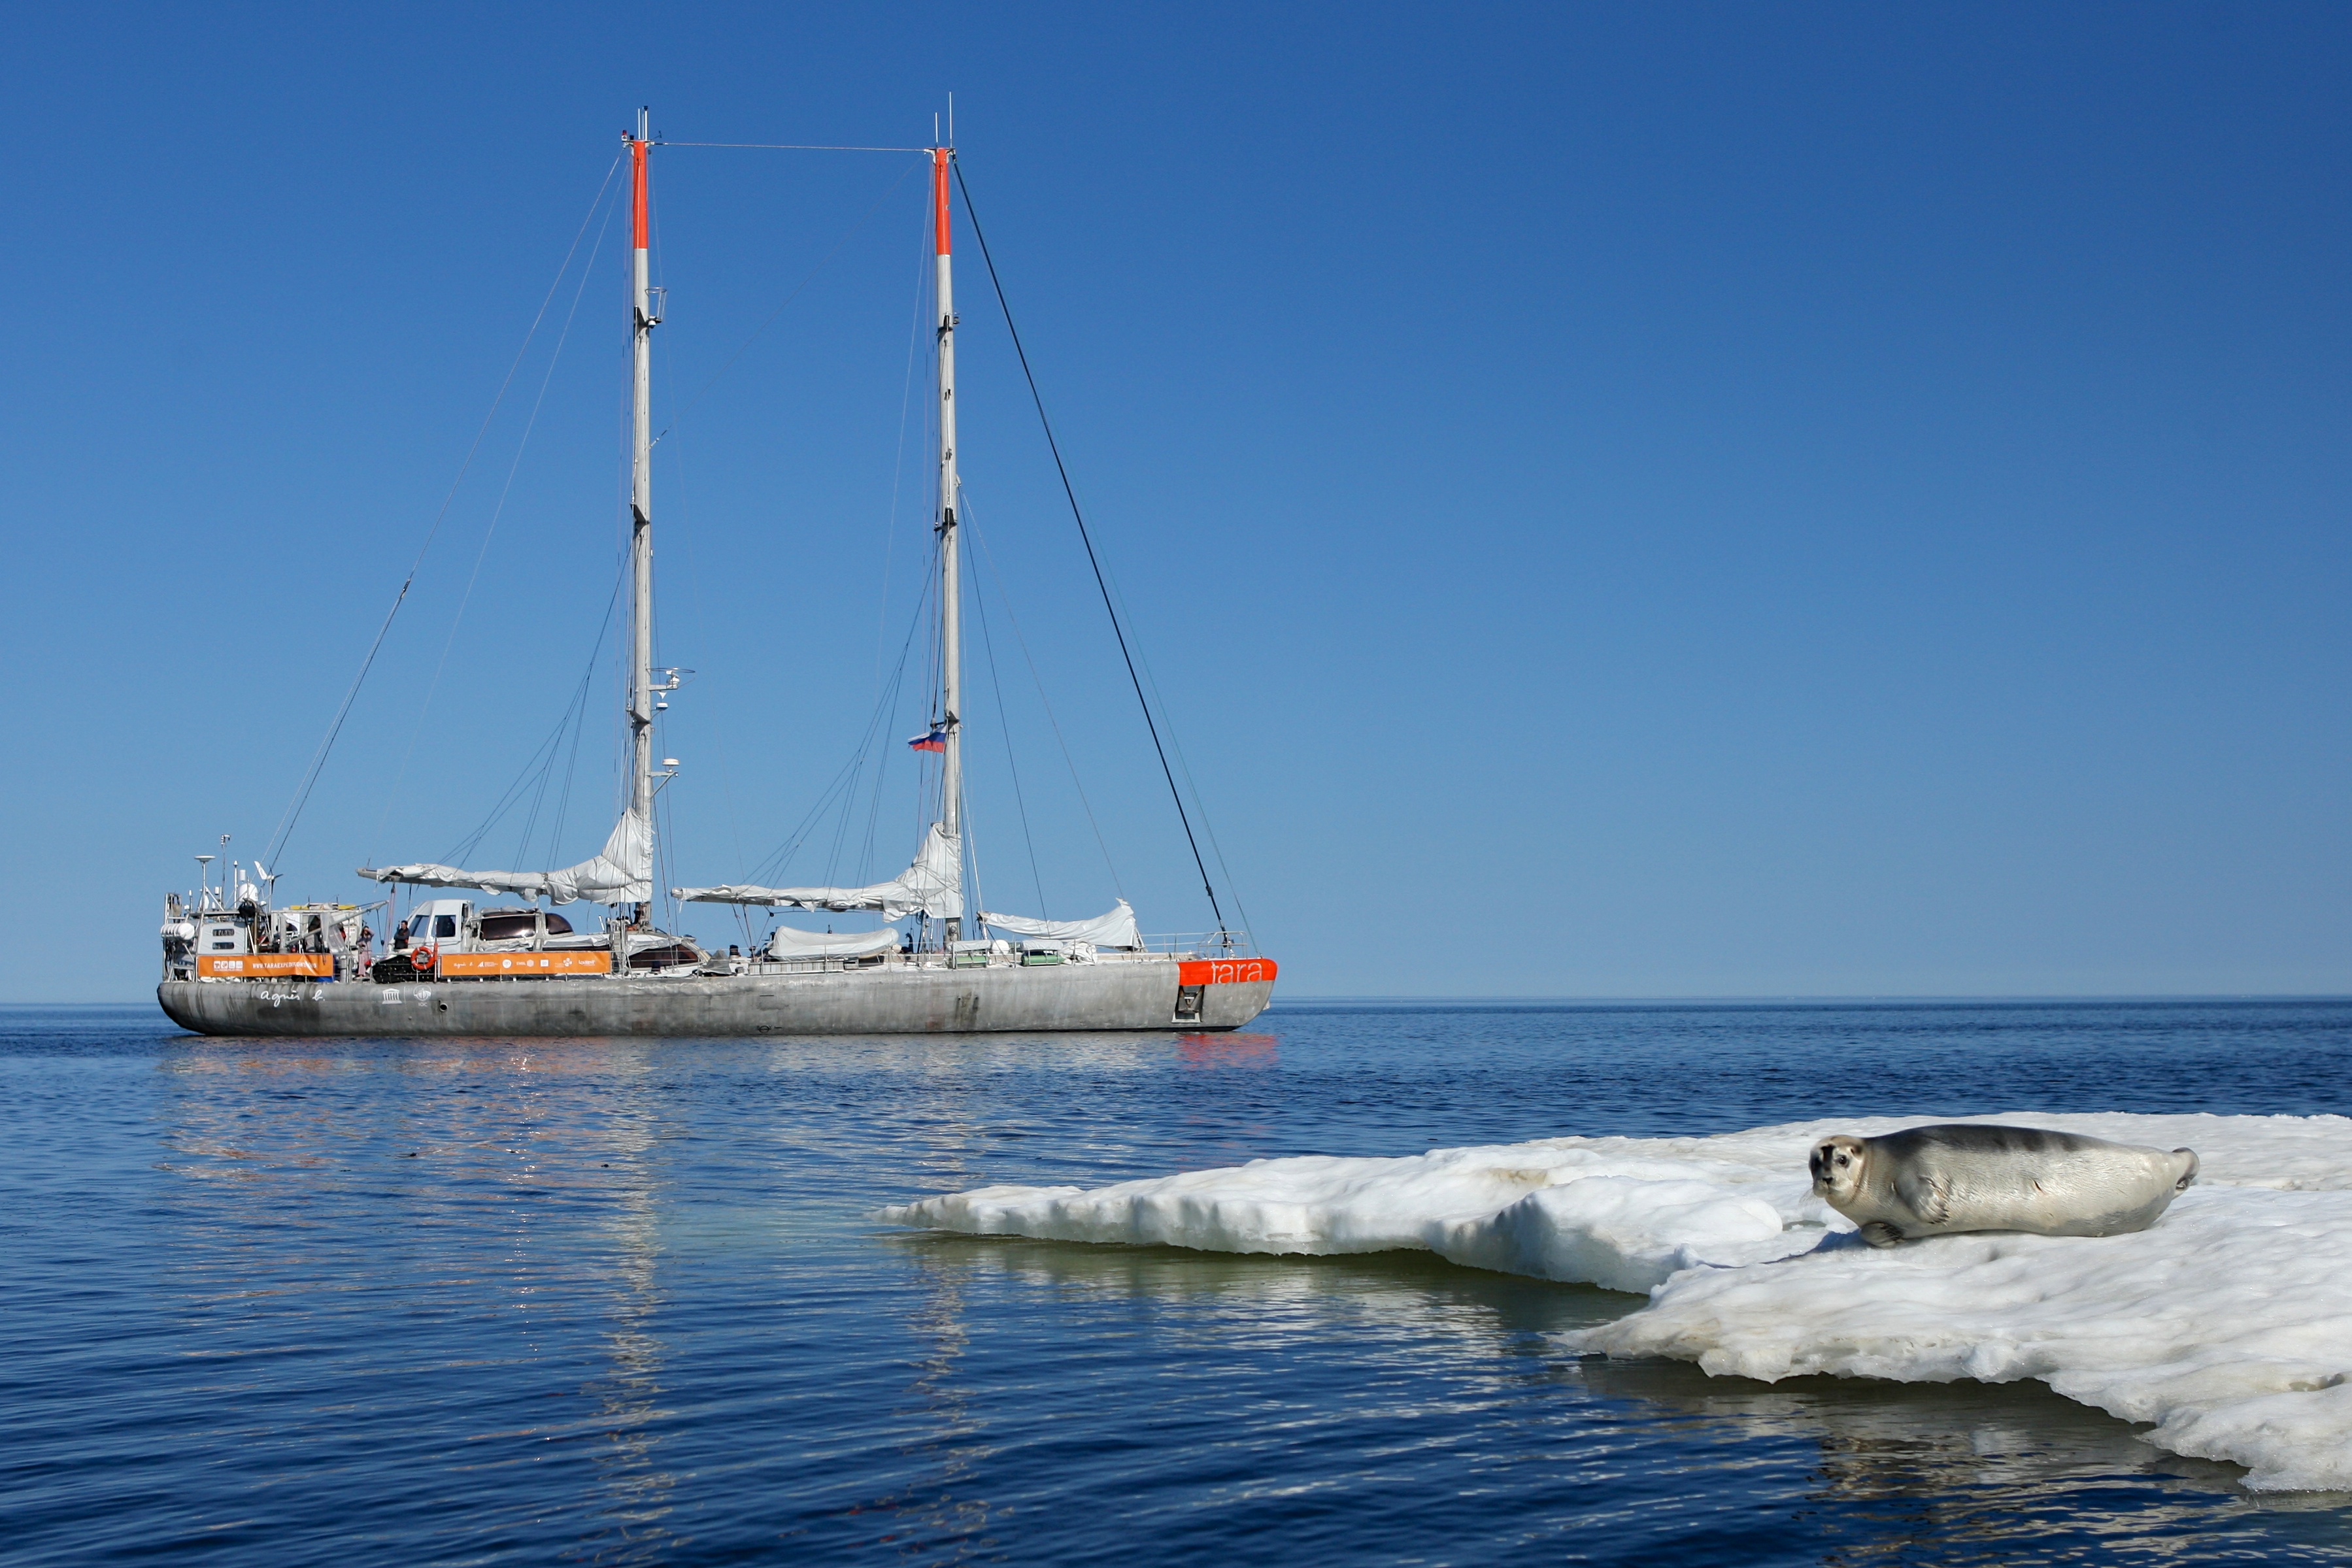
[{"xmin": 7, "ymin": 3, "xmax": 2348, "ymax": 1000}]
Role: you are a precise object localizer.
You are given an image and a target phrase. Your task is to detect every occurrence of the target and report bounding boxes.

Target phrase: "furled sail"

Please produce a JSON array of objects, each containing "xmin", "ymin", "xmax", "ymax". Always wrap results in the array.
[
  {"xmin": 675, "ymin": 822, "xmax": 963, "ymax": 920},
  {"xmin": 978, "ymin": 899, "xmax": 1144, "ymax": 950},
  {"xmin": 359, "ymin": 806, "xmax": 652, "ymax": 906},
  {"xmin": 762, "ymin": 926, "xmax": 902, "ymax": 959}
]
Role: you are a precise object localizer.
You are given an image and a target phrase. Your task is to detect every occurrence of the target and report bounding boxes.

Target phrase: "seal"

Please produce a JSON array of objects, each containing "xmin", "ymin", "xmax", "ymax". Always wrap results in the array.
[{"xmin": 1807, "ymin": 1123, "xmax": 2198, "ymax": 1248}]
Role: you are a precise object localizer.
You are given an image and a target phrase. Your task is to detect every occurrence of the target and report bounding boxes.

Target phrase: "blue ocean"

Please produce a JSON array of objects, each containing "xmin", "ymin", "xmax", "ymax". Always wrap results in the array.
[{"xmin": 5, "ymin": 1000, "xmax": 2349, "ymax": 1564}]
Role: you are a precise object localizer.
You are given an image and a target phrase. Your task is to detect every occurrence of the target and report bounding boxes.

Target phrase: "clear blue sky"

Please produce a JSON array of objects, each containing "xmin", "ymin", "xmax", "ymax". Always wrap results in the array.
[{"xmin": 6, "ymin": 3, "xmax": 2348, "ymax": 1001}]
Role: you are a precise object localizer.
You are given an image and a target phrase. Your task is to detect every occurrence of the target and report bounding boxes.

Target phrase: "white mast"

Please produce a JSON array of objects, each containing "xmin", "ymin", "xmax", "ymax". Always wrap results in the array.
[
  {"xmin": 628, "ymin": 110, "xmax": 657, "ymax": 924},
  {"xmin": 933, "ymin": 144, "xmax": 963, "ymax": 942}
]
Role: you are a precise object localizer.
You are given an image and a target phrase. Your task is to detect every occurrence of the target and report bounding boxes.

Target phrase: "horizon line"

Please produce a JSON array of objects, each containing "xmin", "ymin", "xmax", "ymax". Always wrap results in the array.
[
  {"xmin": 1268, "ymin": 992, "xmax": 2352, "ymax": 1006},
  {"xmin": 7, "ymin": 992, "xmax": 2349, "ymax": 1010}
]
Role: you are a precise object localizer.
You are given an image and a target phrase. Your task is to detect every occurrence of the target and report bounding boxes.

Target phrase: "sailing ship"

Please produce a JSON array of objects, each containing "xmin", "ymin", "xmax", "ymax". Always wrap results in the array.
[{"xmin": 156, "ymin": 114, "xmax": 1275, "ymax": 1037}]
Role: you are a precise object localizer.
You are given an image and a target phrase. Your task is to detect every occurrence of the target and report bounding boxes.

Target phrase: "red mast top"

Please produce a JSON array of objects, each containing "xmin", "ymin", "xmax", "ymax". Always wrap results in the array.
[
  {"xmin": 932, "ymin": 147, "xmax": 951, "ymax": 256},
  {"xmin": 631, "ymin": 137, "xmax": 650, "ymax": 251}
]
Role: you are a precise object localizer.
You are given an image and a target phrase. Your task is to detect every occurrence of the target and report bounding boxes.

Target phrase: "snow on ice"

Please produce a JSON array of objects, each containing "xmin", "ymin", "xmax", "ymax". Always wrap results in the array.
[{"xmin": 879, "ymin": 1112, "xmax": 2352, "ymax": 1491}]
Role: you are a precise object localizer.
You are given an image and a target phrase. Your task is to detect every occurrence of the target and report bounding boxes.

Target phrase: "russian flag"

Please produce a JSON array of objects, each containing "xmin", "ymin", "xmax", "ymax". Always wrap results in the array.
[{"xmin": 908, "ymin": 727, "xmax": 947, "ymax": 754}]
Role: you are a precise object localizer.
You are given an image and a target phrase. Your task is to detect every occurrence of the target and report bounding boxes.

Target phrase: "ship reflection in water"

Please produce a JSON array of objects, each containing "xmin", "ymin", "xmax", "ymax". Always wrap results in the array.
[
  {"xmin": 7, "ymin": 1002, "xmax": 2347, "ymax": 1564},
  {"xmin": 1179, "ymin": 1030, "xmax": 1278, "ymax": 1067},
  {"xmin": 154, "ymin": 1035, "xmax": 688, "ymax": 1563}
]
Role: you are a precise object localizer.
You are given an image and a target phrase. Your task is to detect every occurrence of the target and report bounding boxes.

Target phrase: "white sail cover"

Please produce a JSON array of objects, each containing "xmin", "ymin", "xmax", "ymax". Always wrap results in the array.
[
  {"xmin": 360, "ymin": 806, "xmax": 652, "ymax": 905},
  {"xmin": 675, "ymin": 822, "xmax": 963, "ymax": 920},
  {"xmin": 762, "ymin": 926, "xmax": 902, "ymax": 959},
  {"xmin": 979, "ymin": 899, "xmax": 1143, "ymax": 950}
]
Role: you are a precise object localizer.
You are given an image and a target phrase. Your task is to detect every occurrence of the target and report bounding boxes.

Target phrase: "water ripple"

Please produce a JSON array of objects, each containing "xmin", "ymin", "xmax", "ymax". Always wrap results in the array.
[{"xmin": 1, "ymin": 1001, "xmax": 2348, "ymax": 1564}]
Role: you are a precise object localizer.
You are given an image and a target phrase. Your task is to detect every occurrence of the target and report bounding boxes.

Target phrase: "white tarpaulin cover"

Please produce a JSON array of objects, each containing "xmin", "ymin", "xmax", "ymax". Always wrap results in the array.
[
  {"xmin": 762, "ymin": 926, "xmax": 902, "ymax": 959},
  {"xmin": 361, "ymin": 807, "xmax": 652, "ymax": 906},
  {"xmin": 675, "ymin": 823, "xmax": 963, "ymax": 920},
  {"xmin": 979, "ymin": 900, "xmax": 1143, "ymax": 949}
]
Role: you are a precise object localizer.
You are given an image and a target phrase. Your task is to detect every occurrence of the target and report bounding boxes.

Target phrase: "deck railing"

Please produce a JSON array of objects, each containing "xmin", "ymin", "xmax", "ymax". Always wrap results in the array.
[
  {"xmin": 1136, "ymin": 931, "xmax": 1256, "ymax": 958},
  {"xmin": 739, "ymin": 931, "xmax": 1259, "ymax": 975}
]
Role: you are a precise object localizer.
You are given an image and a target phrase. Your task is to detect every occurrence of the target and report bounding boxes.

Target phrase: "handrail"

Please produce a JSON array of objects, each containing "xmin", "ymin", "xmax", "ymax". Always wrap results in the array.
[{"xmin": 1137, "ymin": 931, "xmax": 1256, "ymax": 958}]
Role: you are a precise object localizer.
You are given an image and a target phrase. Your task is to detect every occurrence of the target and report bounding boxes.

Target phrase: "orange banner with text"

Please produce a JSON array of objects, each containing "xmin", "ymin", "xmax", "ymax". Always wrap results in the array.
[
  {"xmin": 438, "ymin": 951, "xmax": 614, "ymax": 978},
  {"xmin": 1177, "ymin": 958, "xmax": 1278, "ymax": 987},
  {"xmin": 198, "ymin": 954, "xmax": 333, "ymax": 978}
]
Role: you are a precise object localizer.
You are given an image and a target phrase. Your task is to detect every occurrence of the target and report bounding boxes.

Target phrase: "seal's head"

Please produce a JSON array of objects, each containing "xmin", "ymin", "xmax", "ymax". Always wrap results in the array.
[{"xmin": 1809, "ymin": 1135, "xmax": 1868, "ymax": 1203}]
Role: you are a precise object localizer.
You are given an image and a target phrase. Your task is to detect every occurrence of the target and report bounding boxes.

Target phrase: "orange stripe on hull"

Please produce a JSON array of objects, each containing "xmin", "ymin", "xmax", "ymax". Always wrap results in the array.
[
  {"xmin": 1178, "ymin": 958, "xmax": 1277, "ymax": 987},
  {"xmin": 197, "ymin": 954, "xmax": 333, "ymax": 978},
  {"xmin": 439, "ymin": 951, "xmax": 615, "ymax": 978}
]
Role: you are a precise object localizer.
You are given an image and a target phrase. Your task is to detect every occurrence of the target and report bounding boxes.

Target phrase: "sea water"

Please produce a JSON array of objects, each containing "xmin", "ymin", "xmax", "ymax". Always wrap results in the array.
[{"xmin": 4, "ymin": 999, "xmax": 2349, "ymax": 1564}]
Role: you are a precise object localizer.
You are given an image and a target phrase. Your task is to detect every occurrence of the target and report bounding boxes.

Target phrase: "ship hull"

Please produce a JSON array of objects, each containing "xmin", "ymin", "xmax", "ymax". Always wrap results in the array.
[{"xmin": 156, "ymin": 959, "xmax": 1273, "ymax": 1037}]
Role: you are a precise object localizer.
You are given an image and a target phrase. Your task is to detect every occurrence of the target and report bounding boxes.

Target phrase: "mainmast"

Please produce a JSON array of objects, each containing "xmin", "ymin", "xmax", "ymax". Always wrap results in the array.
[
  {"xmin": 628, "ymin": 110, "xmax": 657, "ymax": 923},
  {"xmin": 933, "ymin": 144, "xmax": 963, "ymax": 942}
]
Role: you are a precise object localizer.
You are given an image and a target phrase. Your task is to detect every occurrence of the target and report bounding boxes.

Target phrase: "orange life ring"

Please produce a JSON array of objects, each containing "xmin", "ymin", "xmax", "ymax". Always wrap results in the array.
[{"xmin": 411, "ymin": 943, "xmax": 437, "ymax": 972}]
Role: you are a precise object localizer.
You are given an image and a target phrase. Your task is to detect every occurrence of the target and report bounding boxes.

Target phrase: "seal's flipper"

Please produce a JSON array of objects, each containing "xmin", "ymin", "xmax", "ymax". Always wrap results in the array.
[
  {"xmin": 1859, "ymin": 1220, "xmax": 1905, "ymax": 1248},
  {"xmin": 1892, "ymin": 1167, "xmax": 1952, "ymax": 1225}
]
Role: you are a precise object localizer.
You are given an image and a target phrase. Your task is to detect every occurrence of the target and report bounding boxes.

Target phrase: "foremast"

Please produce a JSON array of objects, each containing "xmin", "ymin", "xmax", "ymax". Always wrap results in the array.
[
  {"xmin": 933, "ymin": 144, "xmax": 964, "ymax": 942},
  {"xmin": 628, "ymin": 110, "xmax": 658, "ymax": 924}
]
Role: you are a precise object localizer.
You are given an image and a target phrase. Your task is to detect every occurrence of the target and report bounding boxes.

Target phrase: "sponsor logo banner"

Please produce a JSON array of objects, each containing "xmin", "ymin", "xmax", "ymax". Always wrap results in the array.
[
  {"xmin": 438, "ymin": 951, "xmax": 614, "ymax": 978},
  {"xmin": 1177, "ymin": 958, "xmax": 1278, "ymax": 987},
  {"xmin": 197, "ymin": 954, "xmax": 333, "ymax": 978}
]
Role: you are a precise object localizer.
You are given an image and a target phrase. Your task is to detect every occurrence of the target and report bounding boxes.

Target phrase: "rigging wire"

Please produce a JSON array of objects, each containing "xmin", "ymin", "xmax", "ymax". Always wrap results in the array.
[
  {"xmin": 832, "ymin": 212, "xmax": 937, "ymax": 903},
  {"xmin": 267, "ymin": 152, "xmax": 624, "ymax": 871},
  {"xmin": 545, "ymin": 573, "xmax": 607, "ymax": 892},
  {"xmin": 1077, "ymin": 524, "xmax": 1260, "ymax": 943},
  {"xmin": 875, "ymin": 195, "xmax": 932, "ymax": 693},
  {"xmin": 514, "ymin": 571, "xmax": 625, "ymax": 869},
  {"xmin": 396, "ymin": 176, "xmax": 620, "ymax": 821},
  {"xmin": 722, "ymin": 567, "xmax": 932, "ymax": 897},
  {"xmin": 435, "ymin": 571, "xmax": 621, "ymax": 869},
  {"xmin": 964, "ymin": 819, "xmax": 988, "ymax": 938},
  {"xmin": 437, "ymin": 720, "xmax": 572, "ymax": 866},
  {"xmin": 845, "ymin": 536, "xmax": 939, "ymax": 891},
  {"xmin": 659, "ymin": 142, "xmax": 929, "ymax": 154},
  {"xmin": 966, "ymin": 514, "xmax": 1125, "ymax": 900},
  {"xmin": 950, "ymin": 158, "xmax": 1228, "ymax": 932},
  {"xmin": 1124, "ymin": 633, "xmax": 1258, "ymax": 945},
  {"xmin": 964, "ymin": 509, "xmax": 1050, "ymax": 918},
  {"xmin": 607, "ymin": 217, "xmax": 638, "ymax": 847}
]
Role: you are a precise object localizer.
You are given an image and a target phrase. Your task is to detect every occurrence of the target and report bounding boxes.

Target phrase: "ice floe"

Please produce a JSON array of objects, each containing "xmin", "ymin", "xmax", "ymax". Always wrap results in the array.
[{"xmin": 879, "ymin": 1112, "xmax": 2352, "ymax": 1490}]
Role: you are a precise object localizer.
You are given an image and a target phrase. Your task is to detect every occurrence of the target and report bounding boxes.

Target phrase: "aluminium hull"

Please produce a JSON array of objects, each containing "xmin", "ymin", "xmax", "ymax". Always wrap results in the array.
[{"xmin": 157, "ymin": 958, "xmax": 1273, "ymax": 1038}]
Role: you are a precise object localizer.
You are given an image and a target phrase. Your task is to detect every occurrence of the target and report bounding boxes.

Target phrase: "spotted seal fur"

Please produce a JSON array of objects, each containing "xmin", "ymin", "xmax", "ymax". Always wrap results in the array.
[{"xmin": 1808, "ymin": 1123, "xmax": 2198, "ymax": 1248}]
